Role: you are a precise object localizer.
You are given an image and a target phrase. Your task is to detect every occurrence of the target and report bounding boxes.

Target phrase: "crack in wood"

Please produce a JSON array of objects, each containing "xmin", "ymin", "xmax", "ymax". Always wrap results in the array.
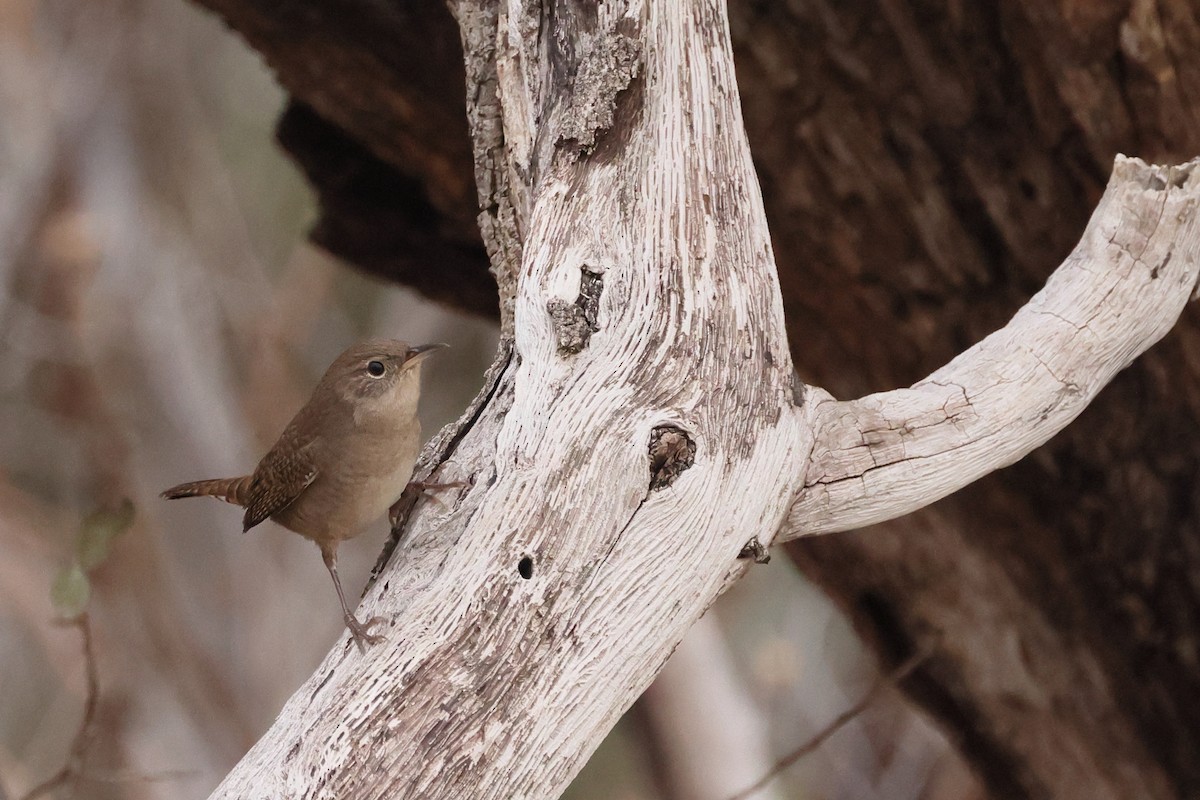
[
  {"xmin": 589, "ymin": 425, "xmax": 699, "ymax": 581},
  {"xmin": 368, "ymin": 340, "xmax": 516, "ymax": 588},
  {"xmin": 586, "ymin": 489, "xmax": 650, "ymax": 591},
  {"xmin": 309, "ymin": 669, "xmax": 335, "ymax": 704}
]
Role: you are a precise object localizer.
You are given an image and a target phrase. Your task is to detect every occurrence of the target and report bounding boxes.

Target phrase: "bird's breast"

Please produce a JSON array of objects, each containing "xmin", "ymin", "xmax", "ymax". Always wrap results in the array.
[{"xmin": 276, "ymin": 426, "xmax": 421, "ymax": 543}]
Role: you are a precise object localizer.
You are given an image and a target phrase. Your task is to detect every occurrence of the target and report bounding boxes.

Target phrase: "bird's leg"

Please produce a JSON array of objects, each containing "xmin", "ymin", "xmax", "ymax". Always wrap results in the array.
[{"xmin": 320, "ymin": 542, "xmax": 385, "ymax": 652}]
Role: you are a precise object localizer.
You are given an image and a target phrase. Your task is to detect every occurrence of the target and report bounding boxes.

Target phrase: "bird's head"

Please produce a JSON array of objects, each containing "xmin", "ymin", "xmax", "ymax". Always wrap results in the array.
[{"xmin": 322, "ymin": 338, "xmax": 447, "ymax": 420}]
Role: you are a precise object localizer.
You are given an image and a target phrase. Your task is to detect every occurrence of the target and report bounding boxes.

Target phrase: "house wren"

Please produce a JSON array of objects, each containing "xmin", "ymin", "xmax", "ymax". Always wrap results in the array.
[{"xmin": 161, "ymin": 339, "xmax": 446, "ymax": 650}]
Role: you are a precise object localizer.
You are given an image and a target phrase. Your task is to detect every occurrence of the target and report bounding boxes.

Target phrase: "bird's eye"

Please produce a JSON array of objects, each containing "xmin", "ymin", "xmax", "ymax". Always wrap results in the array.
[{"xmin": 366, "ymin": 360, "xmax": 386, "ymax": 378}]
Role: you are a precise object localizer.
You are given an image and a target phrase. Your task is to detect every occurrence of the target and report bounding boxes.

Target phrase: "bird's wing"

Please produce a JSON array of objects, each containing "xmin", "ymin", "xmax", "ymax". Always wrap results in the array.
[{"xmin": 241, "ymin": 437, "xmax": 319, "ymax": 532}]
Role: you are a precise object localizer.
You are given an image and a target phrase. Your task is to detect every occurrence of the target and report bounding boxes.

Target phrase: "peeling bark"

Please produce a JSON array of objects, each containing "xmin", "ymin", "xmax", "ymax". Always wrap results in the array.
[
  {"xmin": 555, "ymin": 27, "xmax": 642, "ymax": 152},
  {"xmin": 546, "ymin": 264, "xmax": 603, "ymax": 353}
]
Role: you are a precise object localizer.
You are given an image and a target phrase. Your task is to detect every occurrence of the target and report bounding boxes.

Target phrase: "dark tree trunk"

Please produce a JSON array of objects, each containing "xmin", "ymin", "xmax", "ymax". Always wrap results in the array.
[{"xmin": 192, "ymin": 1, "xmax": 1200, "ymax": 797}]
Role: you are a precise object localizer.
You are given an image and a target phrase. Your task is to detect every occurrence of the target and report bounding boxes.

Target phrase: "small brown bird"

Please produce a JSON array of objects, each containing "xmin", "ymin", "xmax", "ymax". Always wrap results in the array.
[{"xmin": 162, "ymin": 339, "xmax": 446, "ymax": 650}]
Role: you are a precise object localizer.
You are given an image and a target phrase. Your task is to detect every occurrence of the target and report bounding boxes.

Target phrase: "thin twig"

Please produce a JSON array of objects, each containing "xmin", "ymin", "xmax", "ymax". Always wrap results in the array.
[
  {"xmin": 18, "ymin": 614, "xmax": 100, "ymax": 800},
  {"xmin": 725, "ymin": 645, "xmax": 933, "ymax": 800},
  {"xmin": 79, "ymin": 768, "xmax": 198, "ymax": 785}
]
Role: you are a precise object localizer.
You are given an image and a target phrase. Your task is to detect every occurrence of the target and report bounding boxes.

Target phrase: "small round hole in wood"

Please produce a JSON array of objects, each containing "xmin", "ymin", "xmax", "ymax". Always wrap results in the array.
[{"xmin": 518, "ymin": 556, "xmax": 533, "ymax": 580}]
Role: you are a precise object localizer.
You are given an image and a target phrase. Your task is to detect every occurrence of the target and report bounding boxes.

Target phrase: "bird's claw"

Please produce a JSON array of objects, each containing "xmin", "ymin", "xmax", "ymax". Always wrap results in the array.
[
  {"xmin": 412, "ymin": 479, "xmax": 469, "ymax": 509},
  {"xmin": 389, "ymin": 478, "xmax": 470, "ymax": 526},
  {"xmin": 346, "ymin": 613, "xmax": 386, "ymax": 652}
]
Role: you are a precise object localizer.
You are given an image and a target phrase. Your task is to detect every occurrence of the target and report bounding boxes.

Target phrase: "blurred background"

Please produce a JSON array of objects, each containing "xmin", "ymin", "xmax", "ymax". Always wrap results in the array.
[{"xmin": 0, "ymin": 2, "xmax": 976, "ymax": 798}]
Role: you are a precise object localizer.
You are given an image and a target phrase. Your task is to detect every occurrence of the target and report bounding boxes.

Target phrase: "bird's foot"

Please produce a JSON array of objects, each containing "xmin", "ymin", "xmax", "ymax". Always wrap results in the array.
[
  {"xmin": 345, "ymin": 613, "xmax": 386, "ymax": 653},
  {"xmin": 390, "ymin": 478, "xmax": 470, "ymax": 521},
  {"xmin": 388, "ymin": 478, "xmax": 472, "ymax": 526}
]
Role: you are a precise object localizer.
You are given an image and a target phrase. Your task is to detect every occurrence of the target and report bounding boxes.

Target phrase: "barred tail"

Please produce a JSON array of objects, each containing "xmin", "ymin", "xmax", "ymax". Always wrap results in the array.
[{"xmin": 161, "ymin": 476, "xmax": 252, "ymax": 507}]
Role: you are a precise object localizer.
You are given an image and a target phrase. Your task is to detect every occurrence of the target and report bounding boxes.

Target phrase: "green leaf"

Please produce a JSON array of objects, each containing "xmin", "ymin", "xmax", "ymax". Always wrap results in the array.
[
  {"xmin": 76, "ymin": 498, "xmax": 135, "ymax": 571},
  {"xmin": 51, "ymin": 563, "xmax": 90, "ymax": 620}
]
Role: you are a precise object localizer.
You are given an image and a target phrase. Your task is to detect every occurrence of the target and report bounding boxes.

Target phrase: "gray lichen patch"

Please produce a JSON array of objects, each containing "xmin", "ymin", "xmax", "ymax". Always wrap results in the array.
[
  {"xmin": 648, "ymin": 425, "xmax": 696, "ymax": 491},
  {"xmin": 557, "ymin": 30, "xmax": 642, "ymax": 153},
  {"xmin": 548, "ymin": 266, "xmax": 603, "ymax": 354}
]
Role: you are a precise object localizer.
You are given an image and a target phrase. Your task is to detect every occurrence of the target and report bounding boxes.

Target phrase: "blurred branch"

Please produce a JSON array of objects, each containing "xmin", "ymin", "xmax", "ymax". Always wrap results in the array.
[
  {"xmin": 17, "ymin": 614, "xmax": 99, "ymax": 800},
  {"xmin": 726, "ymin": 645, "xmax": 933, "ymax": 800},
  {"xmin": 638, "ymin": 616, "xmax": 786, "ymax": 800}
]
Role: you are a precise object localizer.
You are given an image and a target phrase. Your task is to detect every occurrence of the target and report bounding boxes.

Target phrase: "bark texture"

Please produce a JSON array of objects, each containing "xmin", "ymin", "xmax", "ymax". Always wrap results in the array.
[{"xmin": 192, "ymin": 0, "xmax": 1200, "ymax": 797}]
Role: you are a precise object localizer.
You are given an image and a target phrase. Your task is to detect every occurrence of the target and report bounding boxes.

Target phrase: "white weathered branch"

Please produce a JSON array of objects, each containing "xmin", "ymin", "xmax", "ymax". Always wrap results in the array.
[
  {"xmin": 783, "ymin": 156, "xmax": 1200, "ymax": 539},
  {"xmin": 211, "ymin": 1, "xmax": 806, "ymax": 798}
]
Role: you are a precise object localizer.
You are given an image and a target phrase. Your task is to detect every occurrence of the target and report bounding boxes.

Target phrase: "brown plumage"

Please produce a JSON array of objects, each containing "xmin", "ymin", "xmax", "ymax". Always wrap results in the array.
[
  {"xmin": 162, "ymin": 339, "xmax": 446, "ymax": 650},
  {"xmin": 161, "ymin": 476, "xmax": 252, "ymax": 507}
]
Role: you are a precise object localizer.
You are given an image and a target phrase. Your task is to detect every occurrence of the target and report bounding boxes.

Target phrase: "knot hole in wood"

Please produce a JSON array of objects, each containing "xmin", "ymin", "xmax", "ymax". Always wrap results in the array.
[{"xmin": 648, "ymin": 425, "xmax": 696, "ymax": 491}]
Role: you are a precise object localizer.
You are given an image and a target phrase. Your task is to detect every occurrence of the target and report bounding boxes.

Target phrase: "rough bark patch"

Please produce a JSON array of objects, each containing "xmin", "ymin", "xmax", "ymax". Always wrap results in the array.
[
  {"xmin": 557, "ymin": 30, "xmax": 642, "ymax": 153},
  {"xmin": 648, "ymin": 425, "xmax": 696, "ymax": 491},
  {"xmin": 547, "ymin": 266, "xmax": 604, "ymax": 354}
]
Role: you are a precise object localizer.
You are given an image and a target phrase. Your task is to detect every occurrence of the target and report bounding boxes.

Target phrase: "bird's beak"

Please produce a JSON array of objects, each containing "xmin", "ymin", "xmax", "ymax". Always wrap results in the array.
[{"xmin": 405, "ymin": 343, "xmax": 449, "ymax": 366}]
